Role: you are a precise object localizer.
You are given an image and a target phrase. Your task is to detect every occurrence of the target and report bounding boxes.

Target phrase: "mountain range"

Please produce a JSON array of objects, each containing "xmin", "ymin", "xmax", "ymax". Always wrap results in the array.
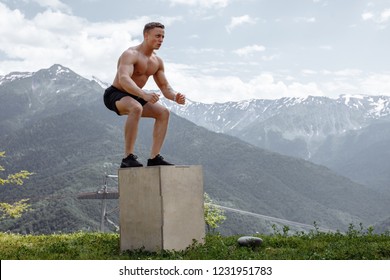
[
  {"xmin": 1, "ymin": 64, "xmax": 389, "ymax": 235},
  {"xmin": 162, "ymin": 95, "xmax": 390, "ymax": 193}
]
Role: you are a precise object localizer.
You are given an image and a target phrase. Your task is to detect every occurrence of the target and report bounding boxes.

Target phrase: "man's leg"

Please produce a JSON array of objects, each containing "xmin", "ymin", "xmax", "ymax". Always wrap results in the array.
[
  {"xmin": 115, "ymin": 96, "xmax": 143, "ymax": 156},
  {"xmin": 142, "ymin": 102, "xmax": 170, "ymax": 159}
]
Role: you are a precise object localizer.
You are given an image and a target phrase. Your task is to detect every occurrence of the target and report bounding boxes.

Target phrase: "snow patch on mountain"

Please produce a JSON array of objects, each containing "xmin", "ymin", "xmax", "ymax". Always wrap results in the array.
[
  {"xmin": 91, "ymin": 76, "xmax": 110, "ymax": 89},
  {"xmin": 54, "ymin": 65, "xmax": 70, "ymax": 75},
  {"xmin": 369, "ymin": 97, "xmax": 389, "ymax": 117},
  {"xmin": 0, "ymin": 71, "xmax": 33, "ymax": 85}
]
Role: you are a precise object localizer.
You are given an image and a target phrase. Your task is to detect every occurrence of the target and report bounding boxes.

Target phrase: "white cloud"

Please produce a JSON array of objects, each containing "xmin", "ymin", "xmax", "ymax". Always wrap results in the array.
[
  {"xmin": 362, "ymin": 12, "xmax": 374, "ymax": 21},
  {"xmin": 362, "ymin": 8, "xmax": 390, "ymax": 26},
  {"xmin": 156, "ymin": 65, "xmax": 324, "ymax": 103},
  {"xmin": 233, "ymin": 44, "xmax": 266, "ymax": 57},
  {"xmin": 315, "ymin": 70, "xmax": 390, "ymax": 98},
  {"xmin": 333, "ymin": 69, "xmax": 362, "ymax": 77},
  {"xmin": 320, "ymin": 69, "xmax": 362, "ymax": 78},
  {"xmin": 186, "ymin": 47, "xmax": 226, "ymax": 56},
  {"xmin": 294, "ymin": 17, "xmax": 316, "ymax": 23},
  {"xmin": 361, "ymin": 73, "xmax": 390, "ymax": 94},
  {"xmin": 33, "ymin": 9, "xmax": 85, "ymax": 33},
  {"xmin": 167, "ymin": 0, "xmax": 229, "ymax": 9},
  {"xmin": 0, "ymin": 3, "xmax": 181, "ymax": 81},
  {"xmin": 319, "ymin": 45, "xmax": 333, "ymax": 51},
  {"xmin": 261, "ymin": 54, "xmax": 279, "ymax": 61},
  {"xmin": 189, "ymin": 34, "xmax": 200, "ymax": 39},
  {"xmin": 163, "ymin": 68, "xmax": 389, "ymax": 103},
  {"xmin": 32, "ymin": 0, "xmax": 72, "ymax": 13},
  {"xmin": 322, "ymin": 80, "xmax": 359, "ymax": 96},
  {"xmin": 380, "ymin": 9, "xmax": 390, "ymax": 23},
  {"xmin": 226, "ymin": 14, "xmax": 257, "ymax": 32},
  {"xmin": 312, "ymin": 0, "xmax": 328, "ymax": 4},
  {"xmin": 302, "ymin": 69, "xmax": 317, "ymax": 75}
]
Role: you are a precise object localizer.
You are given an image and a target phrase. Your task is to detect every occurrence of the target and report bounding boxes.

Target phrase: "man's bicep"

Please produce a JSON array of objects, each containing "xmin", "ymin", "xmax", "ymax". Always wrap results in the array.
[
  {"xmin": 118, "ymin": 52, "xmax": 136, "ymax": 77},
  {"xmin": 118, "ymin": 64, "xmax": 134, "ymax": 78}
]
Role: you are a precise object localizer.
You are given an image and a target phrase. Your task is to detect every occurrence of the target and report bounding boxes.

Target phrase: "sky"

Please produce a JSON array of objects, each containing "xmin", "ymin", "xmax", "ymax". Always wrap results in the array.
[{"xmin": 0, "ymin": 0, "xmax": 389, "ymax": 103}]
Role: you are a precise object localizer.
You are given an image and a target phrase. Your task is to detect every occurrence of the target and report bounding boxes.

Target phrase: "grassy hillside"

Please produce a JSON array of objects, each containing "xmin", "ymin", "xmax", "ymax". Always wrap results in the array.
[{"xmin": 1, "ymin": 226, "xmax": 389, "ymax": 260}]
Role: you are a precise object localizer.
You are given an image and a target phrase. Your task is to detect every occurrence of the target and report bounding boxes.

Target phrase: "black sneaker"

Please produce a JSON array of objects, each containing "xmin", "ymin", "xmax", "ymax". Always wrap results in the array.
[
  {"xmin": 147, "ymin": 154, "xmax": 174, "ymax": 166},
  {"xmin": 120, "ymin": 154, "xmax": 143, "ymax": 168}
]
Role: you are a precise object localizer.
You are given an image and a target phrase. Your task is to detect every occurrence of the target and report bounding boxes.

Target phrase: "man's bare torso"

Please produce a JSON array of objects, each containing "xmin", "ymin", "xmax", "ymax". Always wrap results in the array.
[{"xmin": 113, "ymin": 46, "xmax": 160, "ymax": 90}]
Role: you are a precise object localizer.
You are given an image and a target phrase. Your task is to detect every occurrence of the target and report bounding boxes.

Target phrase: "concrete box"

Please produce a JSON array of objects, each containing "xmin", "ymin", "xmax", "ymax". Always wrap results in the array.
[{"xmin": 118, "ymin": 165, "xmax": 205, "ymax": 252}]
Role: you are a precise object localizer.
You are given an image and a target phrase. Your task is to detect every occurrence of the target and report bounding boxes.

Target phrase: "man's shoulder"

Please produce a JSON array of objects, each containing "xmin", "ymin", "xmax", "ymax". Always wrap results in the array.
[
  {"xmin": 123, "ymin": 46, "xmax": 139, "ymax": 56},
  {"xmin": 119, "ymin": 47, "xmax": 140, "ymax": 63}
]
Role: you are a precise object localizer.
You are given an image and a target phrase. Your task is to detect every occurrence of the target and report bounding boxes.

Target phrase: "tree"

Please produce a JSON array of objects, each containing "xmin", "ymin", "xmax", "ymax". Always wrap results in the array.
[
  {"xmin": 0, "ymin": 152, "xmax": 33, "ymax": 219},
  {"xmin": 204, "ymin": 192, "xmax": 226, "ymax": 233}
]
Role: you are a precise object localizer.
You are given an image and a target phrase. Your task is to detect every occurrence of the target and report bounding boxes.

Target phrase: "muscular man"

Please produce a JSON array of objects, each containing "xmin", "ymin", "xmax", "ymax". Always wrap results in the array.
[{"xmin": 103, "ymin": 22, "xmax": 185, "ymax": 167}]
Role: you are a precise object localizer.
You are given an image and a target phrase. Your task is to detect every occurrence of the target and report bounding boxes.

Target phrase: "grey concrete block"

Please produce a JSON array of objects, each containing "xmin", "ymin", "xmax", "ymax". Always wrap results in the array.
[{"xmin": 119, "ymin": 165, "xmax": 205, "ymax": 252}]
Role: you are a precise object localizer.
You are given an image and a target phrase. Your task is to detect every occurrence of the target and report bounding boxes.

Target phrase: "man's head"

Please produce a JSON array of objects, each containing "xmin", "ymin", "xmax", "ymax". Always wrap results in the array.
[
  {"xmin": 143, "ymin": 22, "xmax": 165, "ymax": 50},
  {"xmin": 143, "ymin": 22, "xmax": 165, "ymax": 36}
]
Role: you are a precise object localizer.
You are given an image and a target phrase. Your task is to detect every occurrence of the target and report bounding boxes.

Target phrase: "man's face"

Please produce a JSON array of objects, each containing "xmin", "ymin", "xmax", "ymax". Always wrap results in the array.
[{"xmin": 145, "ymin": 28, "xmax": 165, "ymax": 50}]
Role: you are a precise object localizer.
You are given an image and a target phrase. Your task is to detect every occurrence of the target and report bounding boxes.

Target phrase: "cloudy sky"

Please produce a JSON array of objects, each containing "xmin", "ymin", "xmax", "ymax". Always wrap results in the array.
[{"xmin": 0, "ymin": 0, "xmax": 389, "ymax": 103}]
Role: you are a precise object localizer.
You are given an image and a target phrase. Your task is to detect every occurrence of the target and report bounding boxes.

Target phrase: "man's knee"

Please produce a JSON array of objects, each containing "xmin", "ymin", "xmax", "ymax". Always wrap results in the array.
[
  {"xmin": 116, "ymin": 97, "xmax": 143, "ymax": 117},
  {"xmin": 128, "ymin": 103, "xmax": 143, "ymax": 117},
  {"xmin": 159, "ymin": 107, "xmax": 170, "ymax": 120}
]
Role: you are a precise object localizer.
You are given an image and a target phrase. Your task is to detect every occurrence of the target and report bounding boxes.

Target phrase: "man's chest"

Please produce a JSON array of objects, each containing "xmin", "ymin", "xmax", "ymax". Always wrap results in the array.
[{"xmin": 133, "ymin": 56, "xmax": 159, "ymax": 76}]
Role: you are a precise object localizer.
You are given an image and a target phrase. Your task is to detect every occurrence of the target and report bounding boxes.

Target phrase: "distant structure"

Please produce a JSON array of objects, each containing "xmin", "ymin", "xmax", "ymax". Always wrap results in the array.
[{"xmin": 77, "ymin": 174, "xmax": 119, "ymax": 232}]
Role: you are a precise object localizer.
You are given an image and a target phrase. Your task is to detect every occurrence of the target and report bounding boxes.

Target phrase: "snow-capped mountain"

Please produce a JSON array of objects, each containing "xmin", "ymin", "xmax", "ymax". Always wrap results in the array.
[
  {"xmin": 163, "ymin": 95, "xmax": 390, "ymax": 156},
  {"xmin": 0, "ymin": 64, "xmax": 104, "ymax": 134},
  {"xmin": 162, "ymin": 94, "xmax": 390, "ymax": 192},
  {"xmin": 91, "ymin": 76, "xmax": 110, "ymax": 89},
  {"xmin": 166, "ymin": 95, "xmax": 390, "ymax": 133},
  {"xmin": 0, "ymin": 71, "xmax": 34, "ymax": 85}
]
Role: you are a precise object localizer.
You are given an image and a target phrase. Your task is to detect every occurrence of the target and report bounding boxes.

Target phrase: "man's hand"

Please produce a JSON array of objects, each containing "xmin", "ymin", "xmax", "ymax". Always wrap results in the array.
[
  {"xmin": 142, "ymin": 92, "xmax": 160, "ymax": 104},
  {"xmin": 175, "ymin": 93, "xmax": 186, "ymax": 105}
]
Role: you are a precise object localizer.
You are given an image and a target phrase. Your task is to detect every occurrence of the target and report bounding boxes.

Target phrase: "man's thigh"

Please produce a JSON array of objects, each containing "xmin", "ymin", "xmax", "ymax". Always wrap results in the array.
[
  {"xmin": 142, "ymin": 102, "xmax": 169, "ymax": 118},
  {"xmin": 115, "ymin": 96, "xmax": 143, "ymax": 115}
]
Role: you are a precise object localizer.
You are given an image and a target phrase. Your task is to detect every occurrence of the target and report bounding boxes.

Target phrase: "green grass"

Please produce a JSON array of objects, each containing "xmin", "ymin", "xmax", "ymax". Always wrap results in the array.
[{"xmin": 1, "ymin": 227, "xmax": 390, "ymax": 260}]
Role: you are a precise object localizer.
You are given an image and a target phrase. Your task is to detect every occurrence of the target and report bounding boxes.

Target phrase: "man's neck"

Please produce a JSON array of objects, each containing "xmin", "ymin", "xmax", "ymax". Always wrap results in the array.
[{"xmin": 138, "ymin": 42, "xmax": 154, "ymax": 57}]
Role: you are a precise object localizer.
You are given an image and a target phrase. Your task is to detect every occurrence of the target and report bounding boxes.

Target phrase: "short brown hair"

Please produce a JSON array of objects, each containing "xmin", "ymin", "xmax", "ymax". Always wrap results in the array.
[{"xmin": 143, "ymin": 22, "xmax": 165, "ymax": 35}]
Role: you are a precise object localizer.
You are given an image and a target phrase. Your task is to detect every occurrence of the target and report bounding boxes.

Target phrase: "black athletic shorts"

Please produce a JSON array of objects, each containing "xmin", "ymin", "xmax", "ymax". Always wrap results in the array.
[{"xmin": 103, "ymin": 85, "xmax": 147, "ymax": 115}]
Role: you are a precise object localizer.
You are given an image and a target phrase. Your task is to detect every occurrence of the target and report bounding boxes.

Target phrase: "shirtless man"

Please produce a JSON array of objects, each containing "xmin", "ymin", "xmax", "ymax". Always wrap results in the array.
[{"xmin": 103, "ymin": 22, "xmax": 185, "ymax": 167}]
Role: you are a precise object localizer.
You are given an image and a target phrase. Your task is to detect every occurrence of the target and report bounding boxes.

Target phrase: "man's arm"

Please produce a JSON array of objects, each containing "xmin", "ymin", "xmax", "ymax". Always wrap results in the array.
[
  {"xmin": 117, "ymin": 51, "xmax": 159, "ymax": 103},
  {"xmin": 153, "ymin": 58, "xmax": 185, "ymax": 104},
  {"xmin": 117, "ymin": 51, "xmax": 145, "ymax": 98}
]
